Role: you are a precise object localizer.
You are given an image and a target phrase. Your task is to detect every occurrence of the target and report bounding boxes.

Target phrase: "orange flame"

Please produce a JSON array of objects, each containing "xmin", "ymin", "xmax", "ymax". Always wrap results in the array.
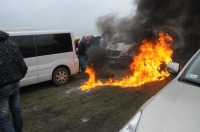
[{"xmin": 81, "ymin": 32, "xmax": 173, "ymax": 91}]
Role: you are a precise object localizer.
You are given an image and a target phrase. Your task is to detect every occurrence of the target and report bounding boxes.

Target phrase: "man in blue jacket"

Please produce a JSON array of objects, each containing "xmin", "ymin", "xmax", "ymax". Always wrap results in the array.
[{"xmin": 0, "ymin": 30, "xmax": 28, "ymax": 132}]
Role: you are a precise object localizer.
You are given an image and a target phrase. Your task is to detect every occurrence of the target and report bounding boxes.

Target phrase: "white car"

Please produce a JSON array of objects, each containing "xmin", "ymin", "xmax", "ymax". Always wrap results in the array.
[{"xmin": 120, "ymin": 49, "xmax": 200, "ymax": 132}]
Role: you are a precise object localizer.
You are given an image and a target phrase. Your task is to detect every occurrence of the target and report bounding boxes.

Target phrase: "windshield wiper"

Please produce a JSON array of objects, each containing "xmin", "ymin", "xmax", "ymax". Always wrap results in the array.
[{"xmin": 179, "ymin": 77, "xmax": 200, "ymax": 87}]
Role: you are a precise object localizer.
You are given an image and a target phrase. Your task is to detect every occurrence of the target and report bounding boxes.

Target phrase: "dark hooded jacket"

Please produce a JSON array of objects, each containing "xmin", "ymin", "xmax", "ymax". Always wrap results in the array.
[
  {"xmin": 0, "ymin": 31, "xmax": 28, "ymax": 88},
  {"xmin": 76, "ymin": 38, "xmax": 88, "ymax": 55}
]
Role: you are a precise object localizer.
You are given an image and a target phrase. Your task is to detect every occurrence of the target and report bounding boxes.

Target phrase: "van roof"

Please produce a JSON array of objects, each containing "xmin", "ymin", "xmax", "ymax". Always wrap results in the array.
[
  {"xmin": 0, "ymin": 27, "xmax": 35, "ymax": 32},
  {"xmin": 0, "ymin": 28, "xmax": 73, "ymax": 36},
  {"xmin": 93, "ymin": 34, "xmax": 101, "ymax": 37}
]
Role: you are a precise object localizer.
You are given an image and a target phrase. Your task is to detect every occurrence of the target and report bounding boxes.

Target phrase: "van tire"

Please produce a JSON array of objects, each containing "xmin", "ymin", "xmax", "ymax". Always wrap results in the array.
[{"xmin": 52, "ymin": 67, "xmax": 70, "ymax": 86}]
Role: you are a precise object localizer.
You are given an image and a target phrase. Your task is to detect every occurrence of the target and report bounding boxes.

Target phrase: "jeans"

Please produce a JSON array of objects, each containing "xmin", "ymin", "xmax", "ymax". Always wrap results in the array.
[
  {"xmin": 78, "ymin": 55, "xmax": 86, "ymax": 72},
  {"xmin": 0, "ymin": 82, "xmax": 23, "ymax": 132}
]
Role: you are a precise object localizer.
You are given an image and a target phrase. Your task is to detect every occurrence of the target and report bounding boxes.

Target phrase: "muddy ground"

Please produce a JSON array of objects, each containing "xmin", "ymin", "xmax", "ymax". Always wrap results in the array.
[{"xmin": 20, "ymin": 65, "xmax": 175, "ymax": 132}]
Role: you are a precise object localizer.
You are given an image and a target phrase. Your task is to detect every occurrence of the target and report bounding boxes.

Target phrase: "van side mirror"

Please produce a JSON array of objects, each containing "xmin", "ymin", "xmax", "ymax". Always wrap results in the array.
[{"xmin": 167, "ymin": 62, "xmax": 180, "ymax": 74}]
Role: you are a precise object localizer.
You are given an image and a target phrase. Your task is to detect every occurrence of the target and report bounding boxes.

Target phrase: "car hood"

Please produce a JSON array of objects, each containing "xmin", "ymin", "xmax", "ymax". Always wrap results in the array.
[
  {"xmin": 106, "ymin": 42, "xmax": 134, "ymax": 51},
  {"xmin": 137, "ymin": 79, "xmax": 200, "ymax": 132}
]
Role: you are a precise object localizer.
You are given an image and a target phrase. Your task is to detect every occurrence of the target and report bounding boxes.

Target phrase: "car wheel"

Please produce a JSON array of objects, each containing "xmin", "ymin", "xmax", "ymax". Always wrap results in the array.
[{"xmin": 52, "ymin": 67, "xmax": 69, "ymax": 86}]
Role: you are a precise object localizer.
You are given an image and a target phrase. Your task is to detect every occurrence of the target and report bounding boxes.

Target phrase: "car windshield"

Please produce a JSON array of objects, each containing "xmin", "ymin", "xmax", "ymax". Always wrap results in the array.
[{"xmin": 179, "ymin": 51, "xmax": 200, "ymax": 86}]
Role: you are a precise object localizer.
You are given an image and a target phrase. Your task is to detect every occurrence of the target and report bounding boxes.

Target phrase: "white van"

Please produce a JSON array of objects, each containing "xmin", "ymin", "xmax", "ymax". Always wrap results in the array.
[
  {"xmin": 7, "ymin": 30, "xmax": 79, "ymax": 87},
  {"xmin": 106, "ymin": 33, "xmax": 138, "ymax": 68}
]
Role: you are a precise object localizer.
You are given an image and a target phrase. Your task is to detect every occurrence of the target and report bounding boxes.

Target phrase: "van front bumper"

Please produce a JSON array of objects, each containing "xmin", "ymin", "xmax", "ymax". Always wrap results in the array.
[{"xmin": 107, "ymin": 56, "xmax": 132, "ymax": 66}]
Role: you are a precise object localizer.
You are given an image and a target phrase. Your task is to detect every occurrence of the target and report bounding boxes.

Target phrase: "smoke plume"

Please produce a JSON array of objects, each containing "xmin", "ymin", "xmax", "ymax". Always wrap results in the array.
[{"xmin": 96, "ymin": 0, "xmax": 200, "ymax": 51}]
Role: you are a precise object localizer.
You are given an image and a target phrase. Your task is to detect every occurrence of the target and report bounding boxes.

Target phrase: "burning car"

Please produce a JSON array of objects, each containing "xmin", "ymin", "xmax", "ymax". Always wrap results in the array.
[
  {"xmin": 81, "ymin": 32, "xmax": 173, "ymax": 91},
  {"xmin": 106, "ymin": 33, "xmax": 138, "ymax": 68},
  {"xmin": 120, "ymin": 49, "xmax": 200, "ymax": 132}
]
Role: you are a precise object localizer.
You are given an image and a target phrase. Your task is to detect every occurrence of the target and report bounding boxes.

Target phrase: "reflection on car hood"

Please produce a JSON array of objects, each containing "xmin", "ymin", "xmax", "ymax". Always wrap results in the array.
[
  {"xmin": 137, "ymin": 79, "xmax": 200, "ymax": 132},
  {"xmin": 106, "ymin": 42, "xmax": 135, "ymax": 51}
]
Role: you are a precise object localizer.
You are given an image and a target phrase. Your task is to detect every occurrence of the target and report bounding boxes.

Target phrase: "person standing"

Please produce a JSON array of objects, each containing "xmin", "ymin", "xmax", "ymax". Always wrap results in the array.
[
  {"xmin": 86, "ymin": 36, "xmax": 91, "ymax": 48},
  {"xmin": 74, "ymin": 37, "xmax": 80, "ymax": 53},
  {"xmin": 0, "ymin": 31, "xmax": 28, "ymax": 132},
  {"xmin": 76, "ymin": 36, "xmax": 88, "ymax": 73},
  {"xmin": 99, "ymin": 34, "xmax": 107, "ymax": 49},
  {"xmin": 89, "ymin": 35, "xmax": 96, "ymax": 47}
]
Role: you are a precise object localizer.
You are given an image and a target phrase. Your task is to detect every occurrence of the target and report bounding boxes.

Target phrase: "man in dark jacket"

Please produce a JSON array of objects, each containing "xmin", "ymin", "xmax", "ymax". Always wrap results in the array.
[
  {"xmin": 76, "ymin": 36, "xmax": 90, "ymax": 73},
  {"xmin": 0, "ymin": 30, "xmax": 28, "ymax": 132}
]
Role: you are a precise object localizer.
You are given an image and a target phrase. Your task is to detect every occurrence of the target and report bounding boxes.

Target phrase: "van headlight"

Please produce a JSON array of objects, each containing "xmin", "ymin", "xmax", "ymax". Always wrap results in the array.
[
  {"xmin": 121, "ymin": 50, "xmax": 129, "ymax": 56},
  {"xmin": 120, "ymin": 111, "xmax": 142, "ymax": 132}
]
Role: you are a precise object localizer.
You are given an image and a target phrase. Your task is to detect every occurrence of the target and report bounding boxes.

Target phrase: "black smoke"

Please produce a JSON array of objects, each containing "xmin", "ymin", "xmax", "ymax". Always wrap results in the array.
[
  {"xmin": 96, "ymin": 0, "xmax": 200, "ymax": 53},
  {"xmin": 86, "ymin": 46, "xmax": 107, "ymax": 71},
  {"xmin": 96, "ymin": 14, "xmax": 118, "ymax": 34}
]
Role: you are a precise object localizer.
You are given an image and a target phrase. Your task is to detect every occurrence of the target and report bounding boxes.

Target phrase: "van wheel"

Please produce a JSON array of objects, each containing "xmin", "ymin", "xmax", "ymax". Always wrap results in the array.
[{"xmin": 52, "ymin": 67, "xmax": 69, "ymax": 86}]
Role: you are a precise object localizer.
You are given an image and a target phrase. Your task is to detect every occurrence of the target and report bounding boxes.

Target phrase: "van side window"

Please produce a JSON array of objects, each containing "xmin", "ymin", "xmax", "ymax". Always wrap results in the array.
[
  {"xmin": 35, "ymin": 33, "xmax": 73, "ymax": 56},
  {"xmin": 9, "ymin": 35, "xmax": 36, "ymax": 58}
]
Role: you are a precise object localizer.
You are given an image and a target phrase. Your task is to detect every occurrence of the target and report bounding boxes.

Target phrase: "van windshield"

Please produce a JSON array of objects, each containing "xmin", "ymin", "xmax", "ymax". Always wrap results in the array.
[
  {"xmin": 179, "ymin": 52, "xmax": 200, "ymax": 86},
  {"xmin": 112, "ymin": 33, "xmax": 134, "ymax": 44}
]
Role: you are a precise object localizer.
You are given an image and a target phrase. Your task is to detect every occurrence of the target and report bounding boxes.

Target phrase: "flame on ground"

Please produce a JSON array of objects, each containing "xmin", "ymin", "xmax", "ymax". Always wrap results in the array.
[{"xmin": 81, "ymin": 32, "xmax": 173, "ymax": 91}]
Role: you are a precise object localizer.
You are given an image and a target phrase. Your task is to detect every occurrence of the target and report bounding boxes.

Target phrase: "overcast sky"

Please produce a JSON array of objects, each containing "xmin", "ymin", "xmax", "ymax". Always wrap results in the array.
[{"xmin": 0, "ymin": 0, "xmax": 134, "ymax": 37}]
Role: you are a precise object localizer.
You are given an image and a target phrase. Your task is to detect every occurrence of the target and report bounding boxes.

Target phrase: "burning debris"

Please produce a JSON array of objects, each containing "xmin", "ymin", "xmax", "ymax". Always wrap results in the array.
[{"xmin": 81, "ymin": 32, "xmax": 173, "ymax": 91}]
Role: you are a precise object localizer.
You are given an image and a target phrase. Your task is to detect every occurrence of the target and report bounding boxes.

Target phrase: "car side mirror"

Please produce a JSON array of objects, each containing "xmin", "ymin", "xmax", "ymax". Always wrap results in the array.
[{"xmin": 167, "ymin": 62, "xmax": 180, "ymax": 74}]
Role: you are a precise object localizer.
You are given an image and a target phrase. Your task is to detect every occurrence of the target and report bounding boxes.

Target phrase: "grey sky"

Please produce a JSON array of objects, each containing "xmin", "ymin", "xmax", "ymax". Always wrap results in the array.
[{"xmin": 0, "ymin": 0, "xmax": 134, "ymax": 37}]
